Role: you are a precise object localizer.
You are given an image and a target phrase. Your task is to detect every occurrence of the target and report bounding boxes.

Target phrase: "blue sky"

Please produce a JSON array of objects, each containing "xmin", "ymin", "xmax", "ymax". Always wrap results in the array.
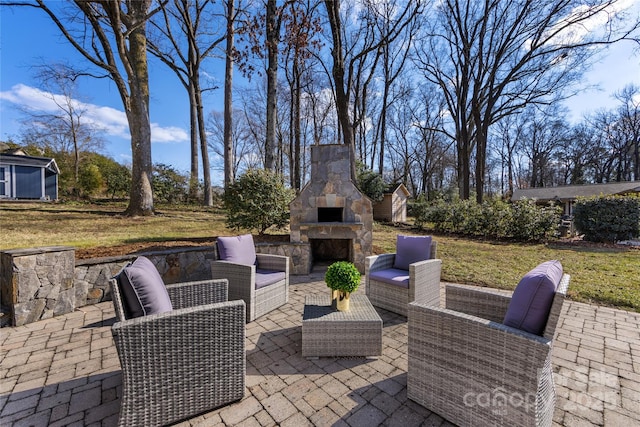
[
  {"xmin": 1, "ymin": 4, "xmax": 230, "ymax": 184},
  {"xmin": 1, "ymin": 3, "xmax": 640, "ymax": 187}
]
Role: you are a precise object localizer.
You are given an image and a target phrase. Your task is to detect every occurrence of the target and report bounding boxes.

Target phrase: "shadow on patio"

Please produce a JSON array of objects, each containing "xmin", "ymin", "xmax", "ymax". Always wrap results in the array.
[{"xmin": 1, "ymin": 276, "xmax": 639, "ymax": 426}]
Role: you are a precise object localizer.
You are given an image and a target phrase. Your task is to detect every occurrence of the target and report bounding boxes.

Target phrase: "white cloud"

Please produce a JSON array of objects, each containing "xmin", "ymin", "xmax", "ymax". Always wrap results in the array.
[
  {"xmin": 529, "ymin": 0, "xmax": 637, "ymax": 48},
  {"xmin": 151, "ymin": 124, "xmax": 189, "ymax": 142},
  {"xmin": 0, "ymin": 83, "xmax": 188, "ymax": 143}
]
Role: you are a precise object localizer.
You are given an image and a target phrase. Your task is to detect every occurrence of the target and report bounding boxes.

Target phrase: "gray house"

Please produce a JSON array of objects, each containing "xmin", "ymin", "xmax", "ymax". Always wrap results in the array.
[
  {"xmin": 511, "ymin": 181, "xmax": 640, "ymax": 216},
  {"xmin": 0, "ymin": 153, "xmax": 59, "ymax": 201}
]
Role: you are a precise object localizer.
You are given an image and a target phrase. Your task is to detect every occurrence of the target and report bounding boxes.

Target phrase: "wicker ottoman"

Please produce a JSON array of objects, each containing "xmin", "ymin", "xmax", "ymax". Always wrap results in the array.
[{"xmin": 302, "ymin": 294, "xmax": 383, "ymax": 358}]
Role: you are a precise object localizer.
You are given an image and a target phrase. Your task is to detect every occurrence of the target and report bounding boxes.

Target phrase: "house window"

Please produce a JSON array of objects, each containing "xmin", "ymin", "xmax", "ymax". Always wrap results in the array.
[{"xmin": 0, "ymin": 166, "xmax": 9, "ymax": 197}]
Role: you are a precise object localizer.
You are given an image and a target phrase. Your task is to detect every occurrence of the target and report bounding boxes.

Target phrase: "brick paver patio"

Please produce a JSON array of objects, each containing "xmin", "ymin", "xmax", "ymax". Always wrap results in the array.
[{"xmin": 1, "ymin": 270, "xmax": 639, "ymax": 426}]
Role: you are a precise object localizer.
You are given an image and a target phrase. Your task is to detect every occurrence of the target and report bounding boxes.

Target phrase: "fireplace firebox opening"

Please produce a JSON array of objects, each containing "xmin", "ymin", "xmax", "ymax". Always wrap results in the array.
[
  {"xmin": 318, "ymin": 207, "xmax": 343, "ymax": 222},
  {"xmin": 311, "ymin": 238, "xmax": 351, "ymax": 264}
]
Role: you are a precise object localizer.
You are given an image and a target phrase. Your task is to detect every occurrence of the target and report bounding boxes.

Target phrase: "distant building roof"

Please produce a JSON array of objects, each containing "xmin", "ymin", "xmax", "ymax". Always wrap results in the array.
[
  {"xmin": 512, "ymin": 181, "xmax": 640, "ymax": 202},
  {"xmin": 0, "ymin": 153, "xmax": 60, "ymax": 174},
  {"xmin": 384, "ymin": 183, "xmax": 411, "ymax": 197}
]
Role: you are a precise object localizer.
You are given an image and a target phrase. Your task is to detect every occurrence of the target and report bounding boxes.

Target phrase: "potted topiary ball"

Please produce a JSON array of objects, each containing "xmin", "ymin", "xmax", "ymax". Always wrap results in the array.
[{"xmin": 325, "ymin": 261, "xmax": 361, "ymax": 311}]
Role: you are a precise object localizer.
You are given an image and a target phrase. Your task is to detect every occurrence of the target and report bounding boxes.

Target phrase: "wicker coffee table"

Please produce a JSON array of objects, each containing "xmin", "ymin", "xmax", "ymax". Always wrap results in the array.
[{"xmin": 302, "ymin": 294, "xmax": 383, "ymax": 358}]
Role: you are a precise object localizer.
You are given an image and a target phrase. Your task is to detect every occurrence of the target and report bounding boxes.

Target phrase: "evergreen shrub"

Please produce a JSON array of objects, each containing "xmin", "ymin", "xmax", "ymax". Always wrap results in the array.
[
  {"xmin": 415, "ymin": 198, "xmax": 560, "ymax": 242},
  {"xmin": 573, "ymin": 195, "xmax": 640, "ymax": 242},
  {"xmin": 223, "ymin": 169, "xmax": 295, "ymax": 234}
]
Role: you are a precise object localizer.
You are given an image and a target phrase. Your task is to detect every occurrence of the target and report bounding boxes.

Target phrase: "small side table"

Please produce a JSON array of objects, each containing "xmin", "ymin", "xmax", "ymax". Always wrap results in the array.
[{"xmin": 302, "ymin": 294, "xmax": 383, "ymax": 358}]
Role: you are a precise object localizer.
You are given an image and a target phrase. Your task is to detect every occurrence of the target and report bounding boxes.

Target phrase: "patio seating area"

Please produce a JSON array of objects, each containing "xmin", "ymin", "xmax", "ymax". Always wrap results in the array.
[{"xmin": 1, "ymin": 269, "xmax": 639, "ymax": 426}]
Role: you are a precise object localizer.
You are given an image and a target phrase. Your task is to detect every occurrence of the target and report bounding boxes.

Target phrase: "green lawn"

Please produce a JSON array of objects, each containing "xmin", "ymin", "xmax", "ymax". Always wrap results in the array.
[{"xmin": 1, "ymin": 201, "xmax": 638, "ymax": 312}]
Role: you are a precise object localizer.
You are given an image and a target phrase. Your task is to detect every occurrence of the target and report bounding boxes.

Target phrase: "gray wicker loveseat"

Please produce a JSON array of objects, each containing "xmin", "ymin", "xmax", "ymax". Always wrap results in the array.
[
  {"xmin": 408, "ymin": 260, "xmax": 570, "ymax": 427},
  {"xmin": 365, "ymin": 235, "xmax": 441, "ymax": 316},
  {"xmin": 110, "ymin": 256, "xmax": 246, "ymax": 427}
]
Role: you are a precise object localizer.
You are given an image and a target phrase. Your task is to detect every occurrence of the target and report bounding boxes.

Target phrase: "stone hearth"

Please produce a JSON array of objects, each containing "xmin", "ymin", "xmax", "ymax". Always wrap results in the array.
[{"xmin": 289, "ymin": 144, "xmax": 373, "ymax": 273}]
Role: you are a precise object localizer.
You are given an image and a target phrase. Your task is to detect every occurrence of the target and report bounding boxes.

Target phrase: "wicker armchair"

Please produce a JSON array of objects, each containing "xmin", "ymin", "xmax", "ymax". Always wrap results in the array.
[
  {"xmin": 211, "ymin": 248, "xmax": 289, "ymax": 322},
  {"xmin": 407, "ymin": 274, "xmax": 570, "ymax": 427},
  {"xmin": 109, "ymin": 277, "xmax": 246, "ymax": 427},
  {"xmin": 365, "ymin": 238, "xmax": 441, "ymax": 316}
]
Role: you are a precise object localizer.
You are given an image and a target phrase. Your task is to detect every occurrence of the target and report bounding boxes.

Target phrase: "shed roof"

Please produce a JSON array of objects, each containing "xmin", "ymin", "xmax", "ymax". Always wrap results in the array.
[
  {"xmin": 0, "ymin": 153, "xmax": 59, "ymax": 174},
  {"xmin": 384, "ymin": 183, "xmax": 410, "ymax": 197},
  {"xmin": 512, "ymin": 181, "xmax": 640, "ymax": 202}
]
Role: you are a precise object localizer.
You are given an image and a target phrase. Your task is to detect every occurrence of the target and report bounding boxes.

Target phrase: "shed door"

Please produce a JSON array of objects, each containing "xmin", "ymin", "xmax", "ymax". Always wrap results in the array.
[
  {"xmin": 15, "ymin": 166, "xmax": 42, "ymax": 199},
  {"xmin": 0, "ymin": 166, "xmax": 9, "ymax": 197}
]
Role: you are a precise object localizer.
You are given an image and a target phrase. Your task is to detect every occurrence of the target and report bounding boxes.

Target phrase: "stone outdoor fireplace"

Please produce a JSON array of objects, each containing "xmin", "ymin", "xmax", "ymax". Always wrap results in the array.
[{"xmin": 290, "ymin": 144, "xmax": 373, "ymax": 273}]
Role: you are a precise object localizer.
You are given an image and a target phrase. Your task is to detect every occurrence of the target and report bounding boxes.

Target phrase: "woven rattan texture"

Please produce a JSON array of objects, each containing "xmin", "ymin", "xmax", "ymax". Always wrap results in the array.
[
  {"xmin": 211, "ymin": 253, "xmax": 289, "ymax": 322},
  {"xmin": 407, "ymin": 274, "xmax": 570, "ymax": 427},
  {"xmin": 365, "ymin": 240, "xmax": 441, "ymax": 316},
  {"xmin": 302, "ymin": 294, "xmax": 382, "ymax": 357},
  {"xmin": 109, "ymin": 278, "xmax": 246, "ymax": 427}
]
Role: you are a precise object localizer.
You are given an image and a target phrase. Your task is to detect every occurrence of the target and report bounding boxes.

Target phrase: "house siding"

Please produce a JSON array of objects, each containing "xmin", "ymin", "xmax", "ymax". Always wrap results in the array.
[{"xmin": 15, "ymin": 166, "xmax": 42, "ymax": 199}]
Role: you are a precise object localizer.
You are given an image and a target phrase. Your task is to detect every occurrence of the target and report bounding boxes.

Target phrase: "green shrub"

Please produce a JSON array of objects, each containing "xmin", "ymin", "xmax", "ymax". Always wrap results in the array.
[
  {"xmin": 78, "ymin": 163, "xmax": 103, "ymax": 197},
  {"xmin": 411, "ymin": 195, "xmax": 432, "ymax": 229},
  {"xmin": 325, "ymin": 261, "xmax": 361, "ymax": 293},
  {"xmin": 414, "ymin": 198, "xmax": 560, "ymax": 242},
  {"xmin": 481, "ymin": 199, "xmax": 513, "ymax": 238},
  {"xmin": 223, "ymin": 169, "xmax": 295, "ymax": 234},
  {"xmin": 103, "ymin": 163, "xmax": 131, "ymax": 199},
  {"xmin": 152, "ymin": 163, "xmax": 188, "ymax": 203},
  {"xmin": 356, "ymin": 162, "xmax": 386, "ymax": 202},
  {"xmin": 573, "ymin": 195, "xmax": 640, "ymax": 243},
  {"xmin": 509, "ymin": 199, "xmax": 561, "ymax": 241}
]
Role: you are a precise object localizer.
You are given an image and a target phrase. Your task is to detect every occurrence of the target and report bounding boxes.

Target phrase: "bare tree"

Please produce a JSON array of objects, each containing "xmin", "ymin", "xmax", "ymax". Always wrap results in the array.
[
  {"xmin": 415, "ymin": 0, "xmax": 640, "ymax": 203},
  {"xmin": 224, "ymin": 0, "xmax": 236, "ymax": 187},
  {"xmin": 281, "ymin": 0, "xmax": 322, "ymax": 191},
  {"xmin": 556, "ymin": 123, "xmax": 594, "ymax": 185},
  {"xmin": 20, "ymin": 63, "xmax": 105, "ymax": 193},
  {"xmin": 8, "ymin": 0, "xmax": 162, "ymax": 215},
  {"xmin": 323, "ymin": 0, "xmax": 352, "ymax": 150},
  {"xmin": 614, "ymin": 84, "xmax": 640, "ymax": 180},
  {"xmin": 264, "ymin": 0, "xmax": 281, "ymax": 170},
  {"xmin": 371, "ymin": 0, "xmax": 422, "ymax": 176},
  {"xmin": 4, "ymin": 0, "xmax": 162, "ymax": 216},
  {"xmin": 323, "ymin": 0, "xmax": 422, "ymax": 181},
  {"xmin": 148, "ymin": 0, "xmax": 233, "ymax": 206},
  {"xmin": 519, "ymin": 107, "xmax": 570, "ymax": 188},
  {"xmin": 492, "ymin": 114, "xmax": 527, "ymax": 197},
  {"xmin": 207, "ymin": 110, "xmax": 254, "ymax": 180}
]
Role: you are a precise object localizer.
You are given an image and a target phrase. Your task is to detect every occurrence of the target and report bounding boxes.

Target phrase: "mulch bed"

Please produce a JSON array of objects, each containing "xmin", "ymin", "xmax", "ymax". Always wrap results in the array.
[{"xmin": 75, "ymin": 234, "xmax": 291, "ymax": 260}]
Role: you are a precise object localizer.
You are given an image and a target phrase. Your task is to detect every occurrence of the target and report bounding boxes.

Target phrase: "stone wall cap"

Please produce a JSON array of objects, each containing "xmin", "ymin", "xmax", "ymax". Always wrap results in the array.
[
  {"xmin": 1, "ymin": 246, "xmax": 75, "ymax": 256},
  {"xmin": 300, "ymin": 222, "xmax": 365, "ymax": 226}
]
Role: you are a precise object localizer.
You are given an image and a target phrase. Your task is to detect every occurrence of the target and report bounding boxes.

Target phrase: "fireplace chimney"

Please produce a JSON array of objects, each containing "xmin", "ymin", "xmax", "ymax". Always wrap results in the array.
[{"xmin": 289, "ymin": 144, "xmax": 373, "ymax": 272}]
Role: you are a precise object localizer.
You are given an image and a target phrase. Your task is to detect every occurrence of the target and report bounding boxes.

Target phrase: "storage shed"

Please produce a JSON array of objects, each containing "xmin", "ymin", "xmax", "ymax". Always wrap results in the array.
[
  {"xmin": 0, "ymin": 153, "xmax": 59, "ymax": 200},
  {"xmin": 373, "ymin": 183, "xmax": 410, "ymax": 223}
]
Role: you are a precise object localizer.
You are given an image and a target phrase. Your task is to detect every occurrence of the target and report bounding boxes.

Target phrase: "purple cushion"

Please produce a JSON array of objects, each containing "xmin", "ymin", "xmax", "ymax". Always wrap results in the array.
[
  {"xmin": 393, "ymin": 235, "xmax": 432, "ymax": 270},
  {"xmin": 503, "ymin": 260, "xmax": 563, "ymax": 335},
  {"xmin": 217, "ymin": 234, "xmax": 256, "ymax": 266},
  {"xmin": 118, "ymin": 256, "xmax": 173, "ymax": 318},
  {"xmin": 369, "ymin": 268, "xmax": 410, "ymax": 288},
  {"xmin": 255, "ymin": 269, "xmax": 286, "ymax": 289}
]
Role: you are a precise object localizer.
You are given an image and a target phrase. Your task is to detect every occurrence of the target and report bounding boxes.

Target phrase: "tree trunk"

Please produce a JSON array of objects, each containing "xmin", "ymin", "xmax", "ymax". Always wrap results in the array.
[
  {"xmin": 293, "ymin": 62, "xmax": 301, "ymax": 191},
  {"xmin": 325, "ymin": 0, "xmax": 356, "ymax": 181},
  {"xmin": 194, "ymin": 81, "xmax": 212, "ymax": 206},
  {"xmin": 224, "ymin": 0, "xmax": 235, "ymax": 187},
  {"xmin": 188, "ymin": 79, "xmax": 199, "ymax": 201},
  {"xmin": 125, "ymin": 14, "xmax": 154, "ymax": 216},
  {"xmin": 265, "ymin": 0, "xmax": 279, "ymax": 170},
  {"xmin": 474, "ymin": 112, "xmax": 488, "ymax": 204}
]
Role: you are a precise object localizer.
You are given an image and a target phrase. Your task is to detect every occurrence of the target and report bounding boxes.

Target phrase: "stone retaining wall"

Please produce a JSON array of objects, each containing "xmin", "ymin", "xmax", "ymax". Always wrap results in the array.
[{"xmin": 1, "ymin": 242, "xmax": 310, "ymax": 327}]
